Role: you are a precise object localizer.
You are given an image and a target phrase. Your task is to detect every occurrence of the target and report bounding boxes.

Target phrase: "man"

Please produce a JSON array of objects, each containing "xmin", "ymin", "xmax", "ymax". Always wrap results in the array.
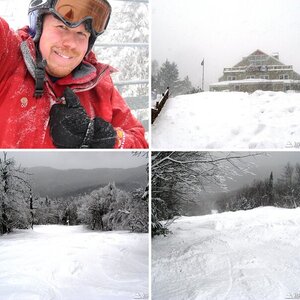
[{"xmin": 0, "ymin": 0, "xmax": 148, "ymax": 148}]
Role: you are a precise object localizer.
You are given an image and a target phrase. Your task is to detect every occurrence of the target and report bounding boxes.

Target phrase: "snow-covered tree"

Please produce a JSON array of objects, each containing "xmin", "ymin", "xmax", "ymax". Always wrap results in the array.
[
  {"xmin": 281, "ymin": 163, "xmax": 294, "ymax": 189},
  {"xmin": 276, "ymin": 162, "xmax": 297, "ymax": 207},
  {"xmin": 103, "ymin": 189, "xmax": 131, "ymax": 230},
  {"xmin": 95, "ymin": 1, "xmax": 149, "ymax": 98},
  {"xmin": 78, "ymin": 182, "xmax": 118, "ymax": 230},
  {"xmin": 218, "ymin": 160, "xmax": 300, "ymax": 212},
  {"xmin": 152, "ymin": 152, "xmax": 260, "ymax": 236},
  {"xmin": 156, "ymin": 60, "xmax": 180, "ymax": 95},
  {"xmin": 126, "ymin": 187, "xmax": 148, "ymax": 233},
  {"xmin": 102, "ymin": 187, "xmax": 148, "ymax": 233},
  {"xmin": 0, "ymin": 153, "xmax": 31, "ymax": 234},
  {"xmin": 294, "ymin": 163, "xmax": 300, "ymax": 203},
  {"xmin": 77, "ymin": 181, "xmax": 148, "ymax": 233},
  {"xmin": 152, "ymin": 60, "xmax": 198, "ymax": 96},
  {"xmin": 34, "ymin": 196, "xmax": 61, "ymax": 225},
  {"xmin": 60, "ymin": 198, "xmax": 78, "ymax": 226}
]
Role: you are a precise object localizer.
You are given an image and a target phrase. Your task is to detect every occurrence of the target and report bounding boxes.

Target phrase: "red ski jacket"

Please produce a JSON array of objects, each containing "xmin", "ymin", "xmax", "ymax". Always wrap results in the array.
[{"xmin": 0, "ymin": 17, "xmax": 148, "ymax": 149}]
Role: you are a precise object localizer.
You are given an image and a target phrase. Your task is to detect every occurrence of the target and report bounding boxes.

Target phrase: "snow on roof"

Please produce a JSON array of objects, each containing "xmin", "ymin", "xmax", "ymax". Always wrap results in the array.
[
  {"xmin": 224, "ymin": 65, "xmax": 293, "ymax": 73},
  {"xmin": 234, "ymin": 49, "xmax": 284, "ymax": 68},
  {"xmin": 210, "ymin": 79, "xmax": 300, "ymax": 87}
]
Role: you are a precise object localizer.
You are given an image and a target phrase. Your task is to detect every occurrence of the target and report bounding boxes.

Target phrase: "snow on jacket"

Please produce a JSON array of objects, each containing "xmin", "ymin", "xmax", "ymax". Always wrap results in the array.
[{"xmin": 0, "ymin": 17, "xmax": 148, "ymax": 148}]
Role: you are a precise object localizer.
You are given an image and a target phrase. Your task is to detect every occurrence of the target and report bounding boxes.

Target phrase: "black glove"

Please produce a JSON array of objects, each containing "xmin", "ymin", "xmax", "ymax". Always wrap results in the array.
[
  {"xmin": 49, "ymin": 87, "xmax": 116, "ymax": 148},
  {"xmin": 90, "ymin": 117, "xmax": 117, "ymax": 148}
]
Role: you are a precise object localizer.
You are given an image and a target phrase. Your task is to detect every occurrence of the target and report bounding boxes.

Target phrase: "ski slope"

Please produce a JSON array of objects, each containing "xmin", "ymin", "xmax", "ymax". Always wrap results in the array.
[
  {"xmin": 152, "ymin": 207, "xmax": 300, "ymax": 300},
  {"xmin": 0, "ymin": 225, "xmax": 148, "ymax": 300},
  {"xmin": 152, "ymin": 91, "xmax": 300, "ymax": 149}
]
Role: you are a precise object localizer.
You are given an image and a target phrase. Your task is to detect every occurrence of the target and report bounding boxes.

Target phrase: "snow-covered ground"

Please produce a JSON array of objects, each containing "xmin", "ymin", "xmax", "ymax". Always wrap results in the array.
[
  {"xmin": 152, "ymin": 207, "xmax": 300, "ymax": 300},
  {"xmin": 152, "ymin": 91, "xmax": 300, "ymax": 149},
  {"xmin": 0, "ymin": 225, "xmax": 148, "ymax": 300}
]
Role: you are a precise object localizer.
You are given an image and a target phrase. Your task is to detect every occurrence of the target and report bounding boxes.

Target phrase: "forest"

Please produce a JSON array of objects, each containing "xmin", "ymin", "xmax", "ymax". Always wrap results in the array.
[
  {"xmin": 216, "ymin": 162, "xmax": 300, "ymax": 212},
  {"xmin": 0, "ymin": 153, "xmax": 148, "ymax": 235},
  {"xmin": 151, "ymin": 59, "xmax": 202, "ymax": 97}
]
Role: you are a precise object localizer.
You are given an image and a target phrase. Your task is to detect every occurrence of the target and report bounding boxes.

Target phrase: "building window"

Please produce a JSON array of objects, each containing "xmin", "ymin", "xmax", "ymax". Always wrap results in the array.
[
  {"xmin": 246, "ymin": 76, "xmax": 255, "ymax": 79},
  {"xmin": 260, "ymin": 65, "xmax": 268, "ymax": 72},
  {"xmin": 279, "ymin": 74, "xmax": 289, "ymax": 80},
  {"xmin": 227, "ymin": 76, "xmax": 236, "ymax": 81},
  {"xmin": 234, "ymin": 85, "xmax": 240, "ymax": 91},
  {"xmin": 249, "ymin": 55, "xmax": 267, "ymax": 66},
  {"xmin": 260, "ymin": 75, "xmax": 269, "ymax": 79}
]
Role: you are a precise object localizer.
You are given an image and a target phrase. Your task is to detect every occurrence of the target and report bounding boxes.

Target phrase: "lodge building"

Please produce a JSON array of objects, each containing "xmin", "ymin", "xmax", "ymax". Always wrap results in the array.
[{"xmin": 209, "ymin": 50, "xmax": 300, "ymax": 92}]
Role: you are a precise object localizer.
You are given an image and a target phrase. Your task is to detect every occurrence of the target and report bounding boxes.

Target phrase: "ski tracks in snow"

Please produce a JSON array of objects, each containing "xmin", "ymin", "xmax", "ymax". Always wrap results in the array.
[
  {"xmin": 152, "ymin": 207, "xmax": 300, "ymax": 300},
  {"xmin": 0, "ymin": 225, "xmax": 148, "ymax": 300},
  {"xmin": 152, "ymin": 218, "xmax": 234, "ymax": 300}
]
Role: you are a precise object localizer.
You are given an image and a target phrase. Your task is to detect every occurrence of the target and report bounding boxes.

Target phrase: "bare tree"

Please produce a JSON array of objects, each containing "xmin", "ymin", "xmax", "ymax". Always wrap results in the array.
[{"xmin": 151, "ymin": 152, "xmax": 262, "ymax": 236}]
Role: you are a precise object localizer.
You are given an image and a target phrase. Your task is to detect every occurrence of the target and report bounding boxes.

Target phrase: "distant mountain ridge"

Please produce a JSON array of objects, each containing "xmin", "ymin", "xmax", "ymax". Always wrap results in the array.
[{"xmin": 27, "ymin": 165, "xmax": 147, "ymax": 198}]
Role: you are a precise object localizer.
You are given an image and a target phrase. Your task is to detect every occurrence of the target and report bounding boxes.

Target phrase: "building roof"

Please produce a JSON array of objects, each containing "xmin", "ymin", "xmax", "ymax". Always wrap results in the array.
[{"xmin": 233, "ymin": 49, "xmax": 283, "ymax": 68}]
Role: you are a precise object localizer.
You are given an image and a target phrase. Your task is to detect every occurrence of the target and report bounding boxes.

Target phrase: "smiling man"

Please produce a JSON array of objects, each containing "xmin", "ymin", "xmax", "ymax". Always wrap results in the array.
[
  {"xmin": 40, "ymin": 14, "xmax": 91, "ymax": 78},
  {"xmin": 0, "ymin": 0, "xmax": 148, "ymax": 148}
]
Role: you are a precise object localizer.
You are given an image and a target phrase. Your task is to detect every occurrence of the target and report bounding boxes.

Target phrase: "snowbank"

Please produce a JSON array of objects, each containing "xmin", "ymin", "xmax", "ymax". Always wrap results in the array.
[
  {"xmin": 152, "ymin": 207, "xmax": 300, "ymax": 300},
  {"xmin": 151, "ymin": 91, "xmax": 300, "ymax": 149},
  {"xmin": 0, "ymin": 225, "xmax": 148, "ymax": 300}
]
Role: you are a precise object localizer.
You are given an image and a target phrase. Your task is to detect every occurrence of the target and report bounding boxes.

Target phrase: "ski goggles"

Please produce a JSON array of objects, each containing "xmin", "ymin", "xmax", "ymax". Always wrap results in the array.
[{"xmin": 53, "ymin": 0, "xmax": 111, "ymax": 36}]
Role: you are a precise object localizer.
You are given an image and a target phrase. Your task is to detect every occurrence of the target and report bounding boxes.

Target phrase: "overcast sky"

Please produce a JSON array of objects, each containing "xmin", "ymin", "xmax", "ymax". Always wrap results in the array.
[
  {"xmin": 209, "ymin": 151, "xmax": 300, "ymax": 192},
  {"xmin": 152, "ymin": 0, "xmax": 300, "ymax": 90},
  {"xmin": 2, "ymin": 151, "xmax": 148, "ymax": 169}
]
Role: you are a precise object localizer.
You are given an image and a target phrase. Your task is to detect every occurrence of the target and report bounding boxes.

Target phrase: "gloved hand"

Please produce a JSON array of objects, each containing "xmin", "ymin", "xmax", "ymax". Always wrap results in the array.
[
  {"xmin": 90, "ymin": 117, "xmax": 117, "ymax": 148},
  {"xmin": 49, "ymin": 87, "xmax": 116, "ymax": 148}
]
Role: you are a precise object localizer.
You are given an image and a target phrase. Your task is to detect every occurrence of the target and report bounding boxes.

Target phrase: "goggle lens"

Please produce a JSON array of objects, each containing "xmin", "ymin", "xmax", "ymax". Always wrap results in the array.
[{"xmin": 54, "ymin": 0, "xmax": 111, "ymax": 34}]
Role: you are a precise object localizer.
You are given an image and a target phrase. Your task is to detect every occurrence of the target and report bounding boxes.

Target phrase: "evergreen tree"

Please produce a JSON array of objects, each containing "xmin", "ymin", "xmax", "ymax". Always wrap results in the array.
[
  {"xmin": 278, "ymin": 163, "xmax": 295, "ymax": 207},
  {"xmin": 266, "ymin": 172, "xmax": 274, "ymax": 206},
  {"xmin": 178, "ymin": 76, "xmax": 193, "ymax": 95},
  {"xmin": 157, "ymin": 60, "xmax": 180, "ymax": 95}
]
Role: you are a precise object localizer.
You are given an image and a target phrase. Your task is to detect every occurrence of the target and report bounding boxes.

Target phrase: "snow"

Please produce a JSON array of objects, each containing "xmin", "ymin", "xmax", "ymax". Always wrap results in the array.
[
  {"xmin": 211, "ymin": 79, "xmax": 300, "ymax": 85},
  {"xmin": 152, "ymin": 206, "xmax": 300, "ymax": 300},
  {"xmin": 0, "ymin": 225, "xmax": 148, "ymax": 300},
  {"xmin": 151, "ymin": 91, "xmax": 300, "ymax": 149}
]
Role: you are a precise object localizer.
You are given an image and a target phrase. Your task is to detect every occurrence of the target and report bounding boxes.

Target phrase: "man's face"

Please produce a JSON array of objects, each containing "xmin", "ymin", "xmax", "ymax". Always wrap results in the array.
[{"xmin": 39, "ymin": 14, "xmax": 91, "ymax": 78}]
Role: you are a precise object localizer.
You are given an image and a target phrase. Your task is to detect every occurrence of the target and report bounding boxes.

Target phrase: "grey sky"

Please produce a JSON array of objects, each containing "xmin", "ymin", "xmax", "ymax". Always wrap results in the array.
[
  {"xmin": 152, "ymin": 0, "xmax": 300, "ymax": 90},
  {"xmin": 213, "ymin": 151, "xmax": 300, "ymax": 192},
  {"xmin": 2, "ymin": 151, "xmax": 148, "ymax": 169}
]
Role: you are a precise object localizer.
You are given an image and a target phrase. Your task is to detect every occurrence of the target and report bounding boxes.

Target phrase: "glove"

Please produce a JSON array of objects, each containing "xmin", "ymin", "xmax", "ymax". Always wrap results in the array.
[
  {"xmin": 49, "ymin": 87, "xmax": 116, "ymax": 148},
  {"xmin": 90, "ymin": 117, "xmax": 117, "ymax": 148}
]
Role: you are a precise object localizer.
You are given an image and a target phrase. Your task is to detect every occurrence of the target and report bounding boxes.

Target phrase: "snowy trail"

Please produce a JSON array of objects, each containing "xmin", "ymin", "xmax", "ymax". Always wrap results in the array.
[
  {"xmin": 152, "ymin": 91, "xmax": 300, "ymax": 149},
  {"xmin": 152, "ymin": 207, "xmax": 300, "ymax": 300},
  {"xmin": 0, "ymin": 225, "xmax": 148, "ymax": 300}
]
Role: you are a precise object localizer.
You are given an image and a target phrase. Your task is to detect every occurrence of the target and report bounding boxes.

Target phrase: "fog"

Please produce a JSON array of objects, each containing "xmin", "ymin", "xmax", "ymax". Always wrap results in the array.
[
  {"xmin": 2, "ymin": 151, "xmax": 148, "ymax": 169},
  {"xmin": 152, "ymin": 0, "xmax": 300, "ymax": 90},
  {"xmin": 203, "ymin": 151, "xmax": 300, "ymax": 193}
]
